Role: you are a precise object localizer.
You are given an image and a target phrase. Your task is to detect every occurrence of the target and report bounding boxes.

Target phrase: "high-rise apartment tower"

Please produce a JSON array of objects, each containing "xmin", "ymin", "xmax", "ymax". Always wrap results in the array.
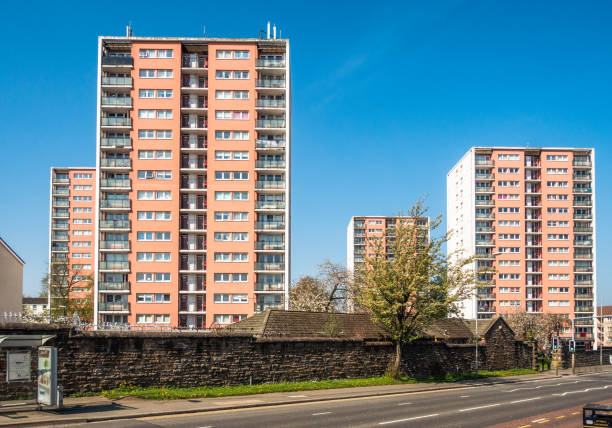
[
  {"xmin": 447, "ymin": 147, "xmax": 595, "ymax": 345},
  {"xmin": 95, "ymin": 30, "xmax": 290, "ymax": 328}
]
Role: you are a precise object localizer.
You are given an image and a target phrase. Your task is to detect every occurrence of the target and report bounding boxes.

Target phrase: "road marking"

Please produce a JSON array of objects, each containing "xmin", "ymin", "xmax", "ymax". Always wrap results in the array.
[
  {"xmin": 460, "ymin": 395, "xmax": 470, "ymax": 398},
  {"xmin": 397, "ymin": 402, "xmax": 412, "ymax": 406},
  {"xmin": 511, "ymin": 397, "xmax": 542, "ymax": 404},
  {"xmin": 572, "ymin": 411, "xmax": 579, "ymax": 415},
  {"xmin": 518, "ymin": 425, "xmax": 531, "ymax": 428},
  {"xmin": 537, "ymin": 420, "xmax": 549, "ymax": 424},
  {"xmin": 553, "ymin": 385, "xmax": 611, "ymax": 396},
  {"xmin": 531, "ymin": 418, "xmax": 546, "ymax": 423},
  {"xmin": 459, "ymin": 403, "xmax": 500, "ymax": 412},
  {"xmin": 379, "ymin": 413, "xmax": 439, "ymax": 425},
  {"xmin": 288, "ymin": 395, "xmax": 307, "ymax": 398},
  {"xmin": 555, "ymin": 415, "xmax": 565, "ymax": 419},
  {"xmin": 312, "ymin": 411, "xmax": 332, "ymax": 415}
]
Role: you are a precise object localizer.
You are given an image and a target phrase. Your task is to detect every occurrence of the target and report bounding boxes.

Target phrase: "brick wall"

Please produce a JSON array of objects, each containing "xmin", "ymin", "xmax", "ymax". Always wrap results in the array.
[{"xmin": 0, "ymin": 323, "xmax": 532, "ymax": 399}]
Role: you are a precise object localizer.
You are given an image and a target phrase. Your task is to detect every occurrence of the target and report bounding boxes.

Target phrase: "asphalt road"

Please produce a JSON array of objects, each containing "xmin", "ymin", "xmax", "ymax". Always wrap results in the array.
[{"xmin": 48, "ymin": 373, "xmax": 612, "ymax": 427}]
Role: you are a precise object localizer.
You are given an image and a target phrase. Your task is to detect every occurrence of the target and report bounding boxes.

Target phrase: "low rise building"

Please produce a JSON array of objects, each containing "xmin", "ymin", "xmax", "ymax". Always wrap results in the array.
[
  {"xmin": 0, "ymin": 237, "xmax": 25, "ymax": 314},
  {"xmin": 22, "ymin": 297, "xmax": 49, "ymax": 316}
]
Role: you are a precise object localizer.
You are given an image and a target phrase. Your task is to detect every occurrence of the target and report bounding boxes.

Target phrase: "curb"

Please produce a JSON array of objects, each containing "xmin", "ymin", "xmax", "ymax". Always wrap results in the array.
[{"xmin": 0, "ymin": 374, "xmax": 567, "ymax": 427}]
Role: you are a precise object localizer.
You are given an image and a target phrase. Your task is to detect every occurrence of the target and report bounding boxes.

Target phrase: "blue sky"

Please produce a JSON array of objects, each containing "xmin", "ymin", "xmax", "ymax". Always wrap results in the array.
[{"xmin": 1, "ymin": 1, "xmax": 610, "ymax": 301}]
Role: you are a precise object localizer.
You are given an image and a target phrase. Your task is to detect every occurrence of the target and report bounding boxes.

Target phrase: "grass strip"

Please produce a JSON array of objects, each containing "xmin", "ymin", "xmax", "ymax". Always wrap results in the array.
[{"xmin": 95, "ymin": 368, "xmax": 537, "ymax": 400}]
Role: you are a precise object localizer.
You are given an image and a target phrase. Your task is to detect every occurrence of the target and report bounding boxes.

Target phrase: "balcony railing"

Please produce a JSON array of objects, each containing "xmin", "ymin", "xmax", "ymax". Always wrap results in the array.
[
  {"xmin": 575, "ymin": 306, "xmax": 594, "ymax": 313},
  {"xmin": 573, "ymin": 200, "xmax": 592, "ymax": 206},
  {"xmin": 475, "ymin": 186, "xmax": 494, "ymax": 193},
  {"xmin": 100, "ymin": 220, "xmax": 130, "ymax": 229},
  {"xmin": 100, "ymin": 178, "xmax": 131, "ymax": 189},
  {"xmin": 255, "ymin": 283, "xmax": 285, "ymax": 292},
  {"xmin": 255, "ymin": 140, "xmax": 286, "ymax": 149},
  {"xmin": 255, "ymin": 160, "xmax": 286, "ymax": 168},
  {"xmin": 575, "ymin": 279, "xmax": 594, "ymax": 285},
  {"xmin": 99, "ymin": 282, "xmax": 130, "ymax": 291},
  {"xmin": 255, "ymin": 221, "xmax": 285, "ymax": 230},
  {"xmin": 255, "ymin": 181, "xmax": 285, "ymax": 190},
  {"xmin": 256, "ymin": 59, "xmax": 286, "ymax": 68},
  {"xmin": 52, "ymin": 200, "xmax": 69, "ymax": 207},
  {"xmin": 51, "ymin": 245, "xmax": 68, "ymax": 252},
  {"xmin": 52, "ymin": 210, "xmax": 69, "ymax": 218},
  {"xmin": 101, "ymin": 117, "xmax": 132, "ymax": 127},
  {"xmin": 575, "ymin": 293, "xmax": 594, "ymax": 299},
  {"xmin": 98, "ymin": 302, "xmax": 130, "ymax": 312},
  {"xmin": 52, "ymin": 223, "xmax": 69, "ymax": 230},
  {"xmin": 256, "ymin": 79, "xmax": 286, "ymax": 88},
  {"xmin": 99, "ymin": 261, "xmax": 130, "ymax": 270},
  {"xmin": 255, "ymin": 303, "xmax": 284, "ymax": 312},
  {"xmin": 256, "ymin": 99, "xmax": 286, "ymax": 108},
  {"xmin": 573, "ymin": 188, "xmax": 592, "ymax": 193},
  {"xmin": 574, "ymin": 240, "xmax": 593, "ymax": 246},
  {"xmin": 100, "ymin": 200, "xmax": 131, "ymax": 209},
  {"xmin": 574, "ymin": 266, "xmax": 593, "ymax": 273},
  {"xmin": 100, "ymin": 159, "xmax": 131, "ymax": 168},
  {"xmin": 101, "ymin": 137, "xmax": 131, "ymax": 148},
  {"xmin": 256, "ymin": 119, "xmax": 286, "ymax": 128},
  {"xmin": 101, "ymin": 56, "xmax": 133, "ymax": 66},
  {"xmin": 573, "ymin": 213, "xmax": 592, "ymax": 219},
  {"xmin": 574, "ymin": 253, "xmax": 593, "ymax": 259},
  {"xmin": 100, "ymin": 240, "xmax": 130, "ymax": 250},
  {"xmin": 52, "ymin": 177, "xmax": 69, "ymax": 184},
  {"xmin": 254, "ymin": 262, "xmax": 285, "ymax": 271},
  {"xmin": 573, "ymin": 174, "xmax": 592, "ymax": 180},
  {"xmin": 573, "ymin": 160, "xmax": 592, "ymax": 167},
  {"xmin": 255, "ymin": 242, "xmax": 285, "ymax": 250},
  {"xmin": 101, "ymin": 96, "xmax": 132, "ymax": 106},
  {"xmin": 475, "ymin": 240, "xmax": 494, "ymax": 246},
  {"xmin": 255, "ymin": 201, "xmax": 286, "ymax": 210},
  {"xmin": 51, "ymin": 233, "xmax": 69, "ymax": 241},
  {"xmin": 101, "ymin": 76, "xmax": 133, "ymax": 86},
  {"xmin": 52, "ymin": 189, "xmax": 69, "ymax": 196}
]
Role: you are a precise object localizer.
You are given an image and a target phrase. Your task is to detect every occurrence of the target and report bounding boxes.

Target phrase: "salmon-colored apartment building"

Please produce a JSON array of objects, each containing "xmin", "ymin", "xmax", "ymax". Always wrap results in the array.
[
  {"xmin": 346, "ymin": 216, "xmax": 429, "ymax": 272},
  {"xmin": 447, "ymin": 147, "xmax": 596, "ymax": 345},
  {"xmin": 94, "ymin": 29, "xmax": 290, "ymax": 328},
  {"xmin": 49, "ymin": 167, "xmax": 97, "ymax": 310}
]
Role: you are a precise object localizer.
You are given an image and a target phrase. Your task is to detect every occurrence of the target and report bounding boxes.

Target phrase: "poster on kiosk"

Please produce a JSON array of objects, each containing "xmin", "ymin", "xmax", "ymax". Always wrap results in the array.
[{"xmin": 37, "ymin": 347, "xmax": 57, "ymax": 406}]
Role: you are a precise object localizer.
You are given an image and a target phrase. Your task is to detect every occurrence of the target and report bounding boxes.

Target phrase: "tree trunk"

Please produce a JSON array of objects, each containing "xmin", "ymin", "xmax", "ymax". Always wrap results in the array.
[
  {"xmin": 531, "ymin": 342, "xmax": 536, "ymax": 371},
  {"xmin": 389, "ymin": 341, "xmax": 402, "ymax": 379}
]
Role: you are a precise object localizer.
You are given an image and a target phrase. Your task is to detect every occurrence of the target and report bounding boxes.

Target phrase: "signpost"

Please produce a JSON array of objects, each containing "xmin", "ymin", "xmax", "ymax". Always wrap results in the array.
[
  {"xmin": 37, "ymin": 347, "xmax": 57, "ymax": 406},
  {"xmin": 6, "ymin": 351, "xmax": 31, "ymax": 382}
]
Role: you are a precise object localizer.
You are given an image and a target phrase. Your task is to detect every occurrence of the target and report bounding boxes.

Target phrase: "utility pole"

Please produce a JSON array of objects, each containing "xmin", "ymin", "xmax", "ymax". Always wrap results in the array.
[
  {"xmin": 474, "ymin": 293, "xmax": 479, "ymax": 377},
  {"xmin": 572, "ymin": 317, "xmax": 575, "ymax": 375}
]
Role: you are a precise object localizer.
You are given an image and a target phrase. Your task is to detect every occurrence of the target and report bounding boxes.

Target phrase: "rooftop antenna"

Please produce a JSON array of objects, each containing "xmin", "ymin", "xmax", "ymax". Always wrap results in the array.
[
  {"xmin": 267, "ymin": 21, "xmax": 271, "ymax": 39},
  {"xmin": 126, "ymin": 21, "xmax": 133, "ymax": 37},
  {"xmin": 203, "ymin": 25, "xmax": 206, "ymax": 38},
  {"xmin": 273, "ymin": 24, "xmax": 277, "ymax": 39}
]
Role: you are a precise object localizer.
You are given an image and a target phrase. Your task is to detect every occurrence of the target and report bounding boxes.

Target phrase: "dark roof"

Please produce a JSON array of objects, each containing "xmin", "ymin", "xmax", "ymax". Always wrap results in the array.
[
  {"xmin": 465, "ymin": 317, "xmax": 514, "ymax": 338},
  {"xmin": 23, "ymin": 297, "xmax": 47, "ymax": 305},
  {"xmin": 421, "ymin": 318, "xmax": 475, "ymax": 340},
  {"xmin": 598, "ymin": 306, "xmax": 612, "ymax": 316},
  {"xmin": 226, "ymin": 310, "xmax": 387, "ymax": 340}
]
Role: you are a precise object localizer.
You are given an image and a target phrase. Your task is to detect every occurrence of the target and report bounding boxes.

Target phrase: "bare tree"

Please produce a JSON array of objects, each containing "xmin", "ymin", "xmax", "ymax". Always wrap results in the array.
[
  {"xmin": 355, "ymin": 200, "xmax": 475, "ymax": 378},
  {"xmin": 289, "ymin": 276, "xmax": 330, "ymax": 312},
  {"xmin": 45, "ymin": 259, "xmax": 93, "ymax": 322}
]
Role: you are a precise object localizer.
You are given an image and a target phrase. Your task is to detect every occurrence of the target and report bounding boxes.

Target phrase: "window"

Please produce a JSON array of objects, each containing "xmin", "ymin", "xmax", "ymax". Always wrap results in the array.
[
  {"xmin": 234, "ymin": 71, "xmax": 249, "ymax": 79},
  {"xmin": 497, "ymin": 194, "xmax": 520, "ymax": 200},
  {"xmin": 232, "ymin": 294, "xmax": 248, "ymax": 303},
  {"xmin": 139, "ymin": 109, "xmax": 155, "ymax": 119},
  {"xmin": 73, "ymin": 230, "xmax": 92, "ymax": 236},
  {"xmin": 139, "ymin": 89, "xmax": 155, "ymax": 98},
  {"xmin": 137, "ymin": 232, "xmax": 171, "ymax": 241},
  {"xmin": 234, "ymin": 171, "xmax": 248, "ymax": 180},
  {"xmin": 215, "ymin": 171, "xmax": 231, "ymax": 180},
  {"xmin": 137, "ymin": 252, "xmax": 170, "ymax": 262},
  {"xmin": 499, "ymin": 287, "xmax": 521, "ymax": 293},
  {"xmin": 548, "ymin": 260, "xmax": 569, "ymax": 266},
  {"xmin": 155, "ymin": 314, "xmax": 170, "ymax": 324},
  {"xmin": 137, "ymin": 191, "xmax": 154, "ymax": 200},
  {"xmin": 73, "ymin": 219, "xmax": 92, "ymax": 224},
  {"xmin": 136, "ymin": 273, "xmax": 171, "ymax": 282},
  {"xmin": 548, "ymin": 300, "xmax": 570, "ymax": 307},
  {"xmin": 73, "ymin": 196, "xmax": 92, "ymax": 201},
  {"xmin": 157, "ymin": 89, "xmax": 173, "ymax": 98},
  {"xmin": 215, "ymin": 131, "xmax": 231, "ymax": 140},
  {"xmin": 233, "ymin": 191, "xmax": 248, "ymax": 200},
  {"xmin": 136, "ymin": 314, "xmax": 153, "ymax": 324},
  {"xmin": 498, "ymin": 220, "xmax": 520, "ymax": 227},
  {"xmin": 499, "ymin": 300, "xmax": 522, "ymax": 307},
  {"xmin": 72, "ymin": 241, "xmax": 92, "ymax": 247},
  {"xmin": 548, "ymin": 247, "xmax": 569, "ymax": 253},
  {"xmin": 233, "ymin": 273, "xmax": 248, "ymax": 282},
  {"xmin": 499, "ymin": 273, "xmax": 521, "ymax": 280},
  {"xmin": 498, "ymin": 247, "xmax": 520, "ymax": 253},
  {"xmin": 547, "ymin": 194, "xmax": 569, "ymax": 200},
  {"xmin": 547, "ymin": 234, "xmax": 569, "ymax": 240},
  {"xmin": 497, "ymin": 181, "xmax": 520, "ymax": 187},
  {"xmin": 233, "ymin": 232, "xmax": 248, "ymax": 241},
  {"xmin": 546, "ymin": 181, "xmax": 568, "ymax": 188},
  {"xmin": 139, "ymin": 49, "xmax": 173, "ymax": 58},
  {"xmin": 139, "ymin": 69, "xmax": 156, "ymax": 78},
  {"xmin": 234, "ymin": 90, "xmax": 249, "ymax": 99},
  {"xmin": 73, "ymin": 173, "xmax": 93, "ymax": 179},
  {"xmin": 547, "ymin": 221, "xmax": 569, "ymax": 227},
  {"xmin": 214, "ymin": 273, "xmax": 230, "ymax": 282},
  {"xmin": 548, "ymin": 287, "xmax": 570, "ymax": 293},
  {"xmin": 233, "ymin": 151, "xmax": 249, "ymax": 160},
  {"xmin": 497, "ymin": 154, "xmax": 520, "ymax": 160},
  {"xmin": 214, "ymin": 314, "xmax": 231, "ymax": 324},
  {"xmin": 156, "ymin": 150, "xmax": 172, "ymax": 159},
  {"xmin": 216, "ymin": 50, "xmax": 233, "ymax": 59},
  {"xmin": 156, "ymin": 191, "xmax": 171, "ymax": 200},
  {"xmin": 215, "ymin": 151, "xmax": 231, "ymax": 160},
  {"xmin": 157, "ymin": 130, "xmax": 172, "ymax": 139},
  {"xmin": 215, "ymin": 192, "xmax": 231, "ymax": 200},
  {"xmin": 157, "ymin": 70, "xmax": 173, "ymax": 78},
  {"xmin": 157, "ymin": 50, "xmax": 173, "ymax": 58},
  {"xmin": 234, "ymin": 50, "xmax": 249, "ymax": 59},
  {"xmin": 498, "ymin": 234, "xmax": 520, "ymax": 240},
  {"xmin": 546, "ymin": 168, "xmax": 568, "ymax": 174},
  {"xmin": 498, "ymin": 207, "xmax": 520, "ymax": 213},
  {"xmin": 157, "ymin": 110, "xmax": 173, "ymax": 119},
  {"xmin": 232, "ymin": 212, "xmax": 248, "ymax": 221},
  {"xmin": 547, "ymin": 208, "xmax": 569, "ymax": 214},
  {"xmin": 216, "ymin": 70, "xmax": 232, "ymax": 79},
  {"xmin": 216, "ymin": 90, "xmax": 232, "ymax": 99},
  {"xmin": 73, "ymin": 185, "xmax": 92, "ymax": 190},
  {"xmin": 215, "ymin": 253, "xmax": 231, "ymax": 262},
  {"xmin": 498, "ymin": 260, "xmax": 520, "ymax": 266},
  {"xmin": 548, "ymin": 273, "xmax": 570, "ymax": 280},
  {"xmin": 139, "ymin": 130, "xmax": 155, "ymax": 139},
  {"xmin": 73, "ymin": 208, "xmax": 93, "ymax": 213},
  {"xmin": 232, "ymin": 253, "xmax": 248, "ymax": 262},
  {"xmin": 215, "ymin": 212, "xmax": 230, "ymax": 221},
  {"xmin": 214, "ymin": 294, "xmax": 230, "ymax": 303},
  {"xmin": 136, "ymin": 293, "xmax": 170, "ymax": 303},
  {"xmin": 216, "ymin": 110, "xmax": 232, "ymax": 120},
  {"xmin": 234, "ymin": 131, "xmax": 249, "ymax": 140},
  {"xmin": 138, "ymin": 150, "xmax": 154, "ymax": 159},
  {"xmin": 214, "ymin": 232, "xmax": 231, "ymax": 241},
  {"xmin": 497, "ymin": 167, "xmax": 520, "ymax": 173},
  {"xmin": 546, "ymin": 155, "xmax": 568, "ymax": 161}
]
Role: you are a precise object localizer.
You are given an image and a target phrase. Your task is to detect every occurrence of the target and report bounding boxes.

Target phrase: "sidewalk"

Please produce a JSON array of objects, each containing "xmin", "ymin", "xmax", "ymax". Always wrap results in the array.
[{"xmin": 0, "ymin": 371, "xmax": 591, "ymax": 427}]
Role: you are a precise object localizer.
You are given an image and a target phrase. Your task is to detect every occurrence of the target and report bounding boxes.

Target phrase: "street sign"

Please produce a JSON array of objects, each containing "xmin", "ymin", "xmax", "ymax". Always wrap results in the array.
[
  {"xmin": 37, "ymin": 347, "xmax": 57, "ymax": 406},
  {"xmin": 6, "ymin": 351, "xmax": 30, "ymax": 382}
]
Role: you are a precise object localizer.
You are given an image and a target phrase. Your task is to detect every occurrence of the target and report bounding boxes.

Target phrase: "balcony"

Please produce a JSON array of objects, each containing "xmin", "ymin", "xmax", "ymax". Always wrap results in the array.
[
  {"xmin": 255, "ymin": 119, "xmax": 286, "ymax": 129},
  {"xmin": 475, "ymin": 239, "xmax": 495, "ymax": 247},
  {"xmin": 182, "ymin": 55, "xmax": 208, "ymax": 69},
  {"xmin": 255, "ymin": 221, "xmax": 285, "ymax": 230},
  {"xmin": 475, "ymin": 226, "xmax": 495, "ymax": 233},
  {"xmin": 52, "ymin": 177, "xmax": 69, "ymax": 184},
  {"xmin": 574, "ymin": 240, "xmax": 593, "ymax": 247},
  {"xmin": 101, "ymin": 137, "xmax": 131, "ymax": 149},
  {"xmin": 101, "ymin": 96, "xmax": 132, "ymax": 108},
  {"xmin": 477, "ymin": 292, "xmax": 496, "ymax": 300},
  {"xmin": 255, "ymin": 181, "xmax": 285, "ymax": 190},
  {"xmin": 477, "ymin": 305, "xmax": 496, "ymax": 313},
  {"xmin": 475, "ymin": 212, "xmax": 494, "ymax": 220},
  {"xmin": 100, "ymin": 200, "xmax": 130, "ymax": 210},
  {"xmin": 474, "ymin": 160, "xmax": 493, "ymax": 167},
  {"xmin": 255, "ymin": 201, "xmax": 286, "ymax": 210},
  {"xmin": 573, "ymin": 174, "xmax": 592, "ymax": 181},
  {"xmin": 256, "ymin": 59, "xmax": 286, "ymax": 68},
  {"xmin": 256, "ymin": 99, "xmax": 286, "ymax": 109},
  {"xmin": 99, "ymin": 220, "xmax": 130, "ymax": 230},
  {"xmin": 574, "ymin": 266, "xmax": 593, "ymax": 273},
  {"xmin": 98, "ymin": 282, "xmax": 130, "ymax": 292},
  {"xmin": 575, "ymin": 306, "xmax": 594, "ymax": 313},
  {"xmin": 52, "ymin": 200, "xmax": 69, "ymax": 208},
  {"xmin": 256, "ymin": 79, "xmax": 286, "ymax": 88},
  {"xmin": 51, "ymin": 244, "xmax": 68, "ymax": 252},
  {"xmin": 573, "ymin": 160, "xmax": 592, "ymax": 167},
  {"xmin": 101, "ymin": 117, "xmax": 132, "ymax": 128},
  {"xmin": 575, "ymin": 319, "xmax": 593, "ymax": 326},
  {"xmin": 475, "ymin": 173, "xmax": 494, "ymax": 180},
  {"xmin": 575, "ymin": 292, "xmax": 594, "ymax": 299},
  {"xmin": 574, "ymin": 253, "xmax": 593, "ymax": 260},
  {"xmin": 99, "ymin": 240, "xmax": 130, "ymax": 250},
  {"xmin": 100, "ymin": 158, "xmax": 131, "ymax": 169},
  {"xmin": 254, "ymin": 262, "xmax": 285, "ymax": 271},
  {"xmin": 255, "ymin": 283, "xmax": 285, "ymax": 292},
  {"xmin": 101, "ymin": 56, "xmax": 133, "ymax": 67},
  {"xmin": 52, "ymin": 210, "xmax": 69, "ymax": 219},
  {"xmin": 256, "ymin": 140, "xmax": 286, "ymax": 150},
  {"xmin": 100, "ymin": 178, "xmax": 131, "ymax": 190},
  {"xmin": 99, "ymin": 261, "xmax": 130, "ymax": 271},
  {"xmin": 255, "ymin": 242, "xmax": 285, "ymax": 251},
  {"xmin": 573, "ymin": 187, "xmax": 592, "ymax": 194},
  {"xmin": 255, "ymin": 160, "xmax": 286, "ymax": 169},
  {"xmin": 255, "ymin": 303, "xmax": 284, "ymax": 312},
  {"xmin": 575, "ymin": 279, "xmax": 594, "ymax": 286},
  {"xmin": 573, "ymin": 213, "xmax": 592, "ymax": 220},
  {"xmin": 98, "ymin": 302, "xmax": 130, "ymax": 313},
  {"xmin": 475, "ymin": 186, "xmax": 494, "ymax": 194},
  {"xmin": 181, "ymin": 138, "xmax": 207, "ymax": 151},
  {"xmin": 475, "ymin": 200, "xmax": 494, "ymax": 207},
  {"xmin": 101, "ymin": 76, "xmax": 132, "ymax": 87},
  {"xmin": 52, "ymin": 223, "xmax": 69, "ymax": 230},
  {"xmin": 52, "ymin": 188, "xmax": 69, "ymax": 196}
]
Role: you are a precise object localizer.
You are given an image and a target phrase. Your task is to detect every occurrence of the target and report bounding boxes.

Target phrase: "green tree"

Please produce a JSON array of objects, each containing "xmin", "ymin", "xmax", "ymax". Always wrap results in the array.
[
  {"xmin": 355, "ymin": 200, "xmax": 475, "ymax": 378},
  {"xmin": 44, "ymin": 259, "xmax": 93, "ymax": 322}
]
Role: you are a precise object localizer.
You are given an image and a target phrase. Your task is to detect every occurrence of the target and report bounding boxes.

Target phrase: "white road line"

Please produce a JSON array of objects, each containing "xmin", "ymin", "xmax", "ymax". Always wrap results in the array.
[
  {"xmin": 532, "ymin": 418, "xmax": 547, "ymax": 423},
  {"xmin": 396, "ymin": 402, "xmax": 412, "ymax": 406},
  {"xmin": 379, "ymin": 413, "xmax": 439, "ymax": 425},
  {"xmin": 459, "ymin": 403, "xmax": 501, "ymax": 412},
  {"xmin": 288, "ymin": 395, "xmax": 307, "ymax": 398},
  {"xmin": 502, "ymin": 380, "xmax": 583, "ymax": 392},
  {"xmin": 511, "ymin": 397, "xmax": 542, "ymax": 404},
  {"xmin": 553, "ymin": 385, "xmax": 611, "ymax": 396},
  {"xmin": 460, "ymin": 395, "xmax": 470, "ymax": 398},
  {"xmin": 312, "ymin": 411, "xmax": 332, "ymax": 416}
]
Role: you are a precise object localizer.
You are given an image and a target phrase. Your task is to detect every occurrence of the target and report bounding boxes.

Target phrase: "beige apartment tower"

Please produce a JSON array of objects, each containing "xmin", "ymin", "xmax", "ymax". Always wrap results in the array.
[
  {"xmin": 95, "ymin": 28, "xmax": 290, "ymax": 328},
  {"xmin": 447, "ymin": 147, "xmax": 595, "ymax": 345}
]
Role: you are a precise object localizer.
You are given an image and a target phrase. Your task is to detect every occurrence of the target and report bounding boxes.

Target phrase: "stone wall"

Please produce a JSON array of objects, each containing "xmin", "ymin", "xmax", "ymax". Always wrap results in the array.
[
  {"xmin": 0, "ymin": 323, "xmax": 532, "ymax": 399},
  {"xmin": 561, "ymin": 347, "xmax": 612, "ymax": 369}
]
